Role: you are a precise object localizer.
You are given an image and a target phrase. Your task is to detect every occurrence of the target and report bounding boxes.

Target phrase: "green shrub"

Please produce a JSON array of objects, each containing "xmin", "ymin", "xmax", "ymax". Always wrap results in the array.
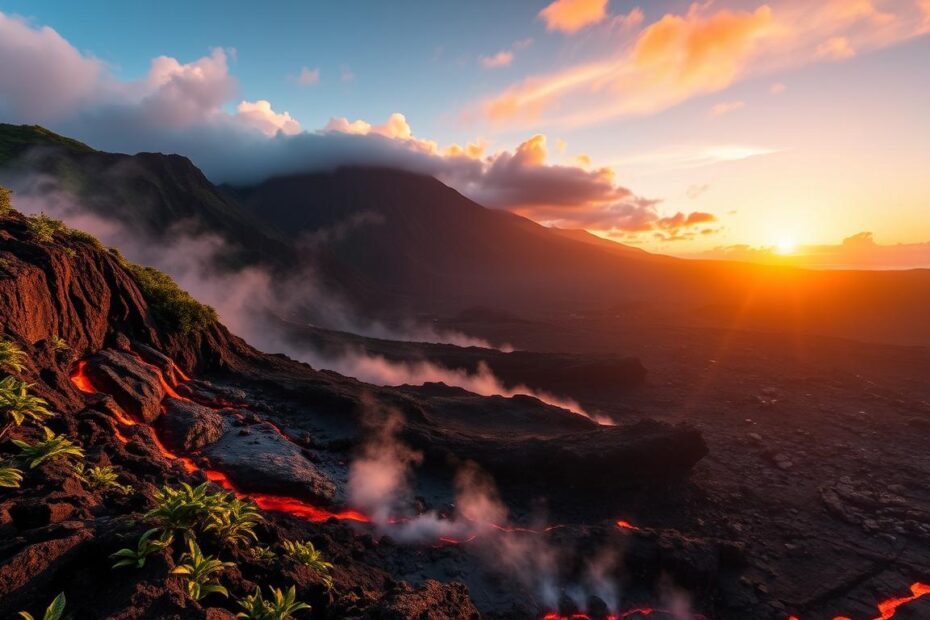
[
  {"xmin": 111, "ymin": 528, "xmax": 173, "ymax": 569},
  {"xmin": 171, "ymin": 539, "xmax": 233, "ymax": 601},
  {"xmin": 18, "ymin": 592, "xmax": 66, "ymax": 620},
  {"xmin": 205, "ymin": 496, "xmax": 263, "ymax": 546},
  {"xmin": 236, "ymin": 586, "xmax": 311, "ymax": 620},
  {"xmin": 74, "ymin": 463, "xmax": 132, "ymax": 494},
  {"xmin": 50, "ymin": 335, "xmax": 69, "ymax": 352},
  {"xmin": 0, "ymin": 463, "xmax": 23, "ymax": 488},
  {"xmin": 124, "ymin": 263, "xmax": 217, "ymax": 335},
  {"xmin": 0, "ymin": 376, "xmax": 54, "ymax": 438},
  {"xmin": 66, "ymin": 228, "xmax": 104, "ymax": 249},
  {"xmin": 0, "ymin": 340, "xmax": 27, "ymax": 373},
  {"xmin": 13, "ymin": 426, "xmax": 84, "ymax": 468},
  {"xmin": 26, "ymin": 213, "xmax": 66, "ymax": 243},
  {"xmin": 248, "ymin": 545, "xmax": 276, "ymax": 563},
  {"xmin": 0, "ymin": 186, "xmax": 12, "ymax": 216},
  {"xmin": 281, "ymin": 539, "xmax": 333, "ymax": 589}
]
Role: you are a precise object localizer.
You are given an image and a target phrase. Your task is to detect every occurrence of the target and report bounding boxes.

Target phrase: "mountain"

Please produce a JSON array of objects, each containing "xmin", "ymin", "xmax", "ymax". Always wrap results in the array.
[{"xmin": 3, "ymin": 125, "xmax": 930, "ymax": 347}]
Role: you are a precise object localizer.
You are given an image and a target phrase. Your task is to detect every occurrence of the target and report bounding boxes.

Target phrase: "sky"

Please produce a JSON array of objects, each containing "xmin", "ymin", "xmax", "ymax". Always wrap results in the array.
[{"xmin": 1, "ymin": 0, "xmax": 929, "ymax": 264}]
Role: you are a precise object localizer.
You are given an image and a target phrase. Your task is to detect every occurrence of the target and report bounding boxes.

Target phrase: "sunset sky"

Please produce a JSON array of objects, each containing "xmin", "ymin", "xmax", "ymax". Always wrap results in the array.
[{"xmin": 1, "ymin": 0, "xmax": 928, "ymax": 263}]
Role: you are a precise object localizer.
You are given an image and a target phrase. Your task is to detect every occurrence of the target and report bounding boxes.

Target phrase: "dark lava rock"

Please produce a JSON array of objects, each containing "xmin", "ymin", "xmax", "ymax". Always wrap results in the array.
[
  {"xmin": 895, "ymin": 595, "xmax": 930, "ymax": 619},
  {"xmin": 9, "ymin": 502, "xmax": 77, "ymax": 530},
  {"xmin": 156, "ymin": 397, "xmax": 225, "ymax": 451},
  {"xmin": 370, "ymin": 579, "xmax": 480, "ymax": 619},
  {"xmin": 83, "ymin": 349, "xmax": 165, "ymax": 423},
  {"xmin": 203, "ymin": 422, "xmax": 337, "ymax": 502},
  {"xmin": 425, "ymin": 419, "xmax": 707, "ymax": 490}
]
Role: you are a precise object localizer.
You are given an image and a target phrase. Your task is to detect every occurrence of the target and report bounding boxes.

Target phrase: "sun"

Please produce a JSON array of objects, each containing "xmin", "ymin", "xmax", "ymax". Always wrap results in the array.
[{"xmin": 775, "ymin": 238, "xmax": 796, "ymax": 255}]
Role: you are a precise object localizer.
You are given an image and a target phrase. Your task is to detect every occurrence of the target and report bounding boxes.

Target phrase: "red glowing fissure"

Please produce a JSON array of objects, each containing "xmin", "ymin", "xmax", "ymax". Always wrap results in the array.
[
  {"xmin": 787, "ymin": 582, "xmax": 930, "ymax": 620},
  {"xmin": 70, "ymin": 356, "xmax": 367, "ymax": 523}
]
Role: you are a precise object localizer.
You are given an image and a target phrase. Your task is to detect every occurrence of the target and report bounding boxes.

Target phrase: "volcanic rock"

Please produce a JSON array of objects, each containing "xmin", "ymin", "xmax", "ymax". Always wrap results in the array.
[
  {"xmin": 203, "ymin": 422, "xmax": 337, "ymax": 502},
  {"xmin": 155, "ymin": 396, "xmax": 225, "ymax": 451},
  {"xmin": 370, "ymin": 579, "xmax": 480, "ymax": 620},
  {"xmin": 83, "ymin": 349, "xmax": 165, "ymax": 423},
  {"xmin": 423, "ymin": 419, "xmax": 708, "ymax": 490}
]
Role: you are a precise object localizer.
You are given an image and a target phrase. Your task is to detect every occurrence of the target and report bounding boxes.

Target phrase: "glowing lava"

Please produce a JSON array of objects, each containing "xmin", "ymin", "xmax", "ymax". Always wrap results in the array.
[
  {"xmin": 616, "ymin": 520, "xmax": 641, "ymax": 532},
  {"xmin": 70, "ymin": 356, "xmax": 370, "ymax": 523}
]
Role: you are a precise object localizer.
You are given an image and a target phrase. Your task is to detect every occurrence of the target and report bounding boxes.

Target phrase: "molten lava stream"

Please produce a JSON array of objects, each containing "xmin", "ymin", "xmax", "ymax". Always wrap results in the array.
[
  {"xmin": 788, "ymin": 581, "xmax": 930, "ymax": 620},
  {"xmin": 70, "ymin": 358, "xmax": 370, "ymax": 523}
]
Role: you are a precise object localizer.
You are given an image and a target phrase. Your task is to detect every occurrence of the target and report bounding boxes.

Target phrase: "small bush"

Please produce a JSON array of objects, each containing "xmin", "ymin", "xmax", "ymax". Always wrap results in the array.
[
  {"xmin": 171, "ymin": 539, "xmax": 233, "ymax": 601},
  {"xmin": 0, "ymin": 186, "xmax": 12, "ymax": 216},
  {"xmin": 0, "ymin": 376, "xmax": 54, "ymax": 438},
  {"xmin": 26, "ymin": 213, "xmax": 66, "ymax": 243},
  {"xmin": 66, "ymin": 228, "xmax": 104, "ymax": 249},
  {"xmin": 146, "ymin": 482, "xmax": 232, "ymax": 539},
  {"xmin": 74, "ymin": 463, "xmax": 132, "ymax": 494},
  {"xmin": 0, "ymin": 340, "xmax": 27, "ymax": 373},
  {"xmin": 0, "ymin": 463, "xmax": 23, "ymax": 488},
  {"xmin": 248, "ymin": 545, "xmax": 276, "ymax": 563},
  {"xmin": 124, "ymin": 263, "xmax": 217, "ymax": 335},
  {"xmin": 236, "ymin": 586, "xmax": 311, "ymax": 620},
  {"xmin": 13, "ymin": 426, "xmax": 84, "ymax": 468},
  {"xmin": 111, "ymin": 528, "xmax": 173, "ymax": 569},
  {"xmin": 281, "ymin": 540, "xmax": 333, "ymax": 589},
  {"xmin": 18, "ymin": 592, "xmax": 66, "ymax": 620},
  {"xmin": 205, "ymin": 496, "xmax": 263, "ymax": 546}
]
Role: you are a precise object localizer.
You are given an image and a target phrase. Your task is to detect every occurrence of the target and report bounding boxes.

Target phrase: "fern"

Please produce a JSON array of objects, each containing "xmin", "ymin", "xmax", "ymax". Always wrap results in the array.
[
  {"xmin": 111, "ymin": 528, "xmax": 173, "ymax": 569},
  {"xmin": 236, "ymin": 586, "xmax": 311, "ymax": 620},
  {"xmin": 0, "ymin": 340, "xmax": 27, "ymax": 373},
  {"xmin": 74, "ymin": 463, "xmax": 132, "ymax": 494},
  {"xmin": 171, "ymin": 539, "xmax": 233, "ymax": 601},
  {"xmin": 282, "ymin": 539, "xmax": 334, "ymax": 589},
  {"xmin": 0, "ymin": 463, "xmax": 23, "ymax": 488}
]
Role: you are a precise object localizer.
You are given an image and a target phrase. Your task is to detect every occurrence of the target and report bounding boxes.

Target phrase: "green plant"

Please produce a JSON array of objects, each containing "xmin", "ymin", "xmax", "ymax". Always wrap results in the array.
[
  {"xmin": 0, "ymin": 340, "xmax": 27, "ymax": 373},
  {"xmin": 74, "ymin": 463, "xmax": 132, "ymax": 494},
  {"xmin": 145, "ymin": 482, "xmax": 228, "ymax": 539},
  {"xmin": 0, "ymin": 377, "xmax": 54, "ymax": 439},
  {"xmin": 111, "ymin": 527, "xmax": 173, "ymax": 569},
  {"xmin": 248, "ymin": 545, "xmax": 276, "ymax": 563},
  {"xmin": 13, "ymin": 426, "xmax": 84, "ymax": 468},
  {"xmin": 123, "ymin": 262, "xmax": 217, "ymax": 335},
  {"xmin": 50, "ymin": 335, "xmax": 69, "ymax": 352},
  {"xmin": 206, "ymin": 496, "xmax": 263, "ymax": 546},
  {"xmin": 0, "ymin": 186, "xmax": 12, "ymax": 216},
  {"xmin": 66, "ymin": 228, "xmax": 104, "ymax": 249},
  {"xmin": 18, "ymin": 592, "xmax": 66, "ymax": 620},
  {"xmin": 281, "ymin": 539, "xmax": 334, "ymax": 589},
  {"xmin": 171, "ymin": 539, "xmax": 232, "ymax": 601},
  {"xmin": 236, "ymin": 586, "xmax": 311, "ymax": 620},
  {"xmin": 0, "ymin": 463, "xmax": 23, "ymax": 488},
  {"xmin": 26, "ymin": 213, "xmax": 66, "ymax": 243}
]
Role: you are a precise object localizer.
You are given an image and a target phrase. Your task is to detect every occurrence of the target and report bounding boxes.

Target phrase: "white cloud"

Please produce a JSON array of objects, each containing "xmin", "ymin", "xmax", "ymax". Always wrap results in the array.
[
  {"xmin": 295, "ymin": 66, "xmax": 320, "ymax": 86},
  {"xmin": 236, "ymin": 100, "xmax": 301, "ymax": 136}
]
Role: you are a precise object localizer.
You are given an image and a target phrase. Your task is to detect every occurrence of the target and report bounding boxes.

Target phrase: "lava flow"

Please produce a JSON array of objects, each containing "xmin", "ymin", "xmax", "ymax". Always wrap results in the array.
[
  {"xmin": 70, "ymin": 356, "xmax": 369, "ymax": 523},
  {"xmin": 787, "ymin": 581, "xmax": 930, "ymax": 620}
]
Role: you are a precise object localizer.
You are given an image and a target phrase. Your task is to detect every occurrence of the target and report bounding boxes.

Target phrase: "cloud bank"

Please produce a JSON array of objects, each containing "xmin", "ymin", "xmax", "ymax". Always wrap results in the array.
[{"xmin": 0, "ymin": 10, "xmax": 715, "ymax": 240}]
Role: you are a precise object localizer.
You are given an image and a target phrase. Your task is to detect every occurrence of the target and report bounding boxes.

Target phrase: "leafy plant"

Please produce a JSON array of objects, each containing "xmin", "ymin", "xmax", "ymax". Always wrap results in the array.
[
  {"xmin": 123, "ymin": 262, "xmax": 217, "ymax": 335},
  {"xmin": 0, "ymin": 376, "xmax": 53, "ymax": 438},
  {"xmin": 248, "ymin": 545, "xmax": 277, "ymax": 563},
  {"xmin": 26, "ymin": 213, "xmax": 66, "ymax": 243},
  {"xmin": 0, "ymin": 340, "xmax": 27, "ymax": 373},
  {"xmin": 50, "ymin": 335, "xmax": 69, "ymax": 352},
  {"xmin": 236, "ymin": 586, "xmax": 311, "ymax": 620},
  {"xmin": 66, "ymin": 228, "xmax": 104, "ymax": 250},
  {"xmin": 205, "ymin": 496, "xmax": 263, "ymax": 546},
  {"xmin": 0, "ymin": 185, "xmax": 12, "ymax": 216},
  {"xmin": 0, "ymin": 463, "xmax": 23, "ymax": 488},
  {"xmin": 18, "ymin": 592, "xmax": 66, "ymax": 620},
  {"xmin": 111, "ymin": 528, "xmax": 173, "ymax": 569},
  {"xmin": 282, "ymin": 539, "xmax": 334, "ymax": 589},
  {"xmin": 145, "ymin": 482, "xmax": 228, "ymax": 539},
  {"xmin": 171, "ymin": 539, "xmax": 232, "ymax": 601},
  {"xmin": 13, "ymin": 426, "xmax": 84, "ymax": 468},
  {"xmin": 74, "ymin": 463, "xmax": 132, "ymax": 494}
]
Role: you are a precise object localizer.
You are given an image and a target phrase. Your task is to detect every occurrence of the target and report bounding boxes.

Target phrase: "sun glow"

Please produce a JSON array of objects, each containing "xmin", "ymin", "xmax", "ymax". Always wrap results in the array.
[{"xmin": 775, "ymin": 238, "xmax": 797, "ymax": 255}]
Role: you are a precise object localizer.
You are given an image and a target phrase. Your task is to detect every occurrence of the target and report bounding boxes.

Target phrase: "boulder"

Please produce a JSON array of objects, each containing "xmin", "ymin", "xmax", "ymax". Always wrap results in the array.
[
  {"xmin": 155, "ymin": 397, "xmax": 225, "ymax": 451},
  {"xmin": 203, "ymin": 423, "xmax": 336, "ymax": 503},
  {"xmin": 83, "ymin": 349, "xmax": 165, "ymax": 423}
]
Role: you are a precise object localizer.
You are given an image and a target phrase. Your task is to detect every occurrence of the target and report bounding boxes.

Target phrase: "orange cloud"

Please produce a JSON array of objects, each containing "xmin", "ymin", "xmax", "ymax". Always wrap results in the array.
[
  {"xmin": 480, "ymin": 50, "xmax": 514, "ymax": 68},
  {"xmin": 539, "ymin": 0, "xmax": 609, "ymax": 34},
  {"xmin": 479, "ymin": 1, "xmax": 928, "ymax": 128},
  {"xmin": 816, "ymin": 36, "xmax": 856, "ymax": 59},
  {"xmin": 295, "ymin": 66, "xmax": 320, "ymax": 86},
  {"xmin": 236, "ymin": 100, "xmax": 301, "ymax": 136}
]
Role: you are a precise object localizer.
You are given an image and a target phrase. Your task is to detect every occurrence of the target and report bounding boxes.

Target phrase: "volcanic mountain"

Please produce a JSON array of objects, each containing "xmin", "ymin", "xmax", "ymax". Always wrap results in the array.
[{"xmin": 4, "ymin": 123, "xmax": 930, "ymax": 348}]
